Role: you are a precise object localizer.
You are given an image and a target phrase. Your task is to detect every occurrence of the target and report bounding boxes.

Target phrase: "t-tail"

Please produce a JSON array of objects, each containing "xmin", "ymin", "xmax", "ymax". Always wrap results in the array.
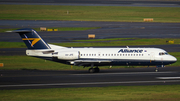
[{"xmin": 7, "ymin": 28, "xmax": 51, "ymax": 49}]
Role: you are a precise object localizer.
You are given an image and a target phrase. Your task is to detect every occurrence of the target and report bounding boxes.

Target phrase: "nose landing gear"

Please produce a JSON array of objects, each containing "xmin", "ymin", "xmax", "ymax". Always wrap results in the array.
[
  {"xmin": 155, "ymin": 67, "xmax": 158, "ymax": 72},
  {"xmin": 155, "ymin": 65, "xmax": 164, "ymax": 72}
]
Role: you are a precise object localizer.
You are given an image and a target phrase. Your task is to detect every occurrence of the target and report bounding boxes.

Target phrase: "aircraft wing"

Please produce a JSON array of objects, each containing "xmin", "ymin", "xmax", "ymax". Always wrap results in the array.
[
  {"xmin": 74, "ymin": 59, "xmax": 111, "ymax": 63},
  {"xmin": 71, "ymin": 59, "xmax": 112, "ymax": 66}
]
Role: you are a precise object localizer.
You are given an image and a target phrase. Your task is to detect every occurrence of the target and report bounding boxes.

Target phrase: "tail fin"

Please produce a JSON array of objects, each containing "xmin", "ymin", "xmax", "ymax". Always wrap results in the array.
[{"xmin": 8, "ymin": 28, "xmax": 51, "ymax": 49}]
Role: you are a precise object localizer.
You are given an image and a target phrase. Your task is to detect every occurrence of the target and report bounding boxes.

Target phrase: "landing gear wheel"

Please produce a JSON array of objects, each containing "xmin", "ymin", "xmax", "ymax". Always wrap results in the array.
[
  {"xmin": 89, "ymin": 68, "xmax": 95, "ymax": 73},
  {"xmin": 94, "ymin": 67, "xmax": 100, "ymax": 73},
  {"xmin": 88, "ymin": 67, "xmax": 100, "ymax": 73},
  {"xmin": 155, "ymin": 68, "xmax": 158, "ymax": 72}
]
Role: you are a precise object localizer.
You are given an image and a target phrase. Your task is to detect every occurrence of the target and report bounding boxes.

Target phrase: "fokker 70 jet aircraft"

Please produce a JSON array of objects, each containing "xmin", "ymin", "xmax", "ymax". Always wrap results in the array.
[{"xmin": 8, "ymin": 28, "xmax": 177, "ymax": 73}]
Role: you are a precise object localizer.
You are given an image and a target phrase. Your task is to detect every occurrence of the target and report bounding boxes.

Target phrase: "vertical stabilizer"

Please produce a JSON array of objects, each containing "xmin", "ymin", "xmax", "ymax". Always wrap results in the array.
[{"xmin": 8, "ymin": 28, "xmax": 51, "ymax": 49}]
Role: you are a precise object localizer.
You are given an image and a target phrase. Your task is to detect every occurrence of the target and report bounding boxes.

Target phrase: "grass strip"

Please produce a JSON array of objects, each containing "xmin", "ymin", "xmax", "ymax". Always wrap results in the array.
[
  {"xmin": 1, "ymin": 85, "xmax": 180, "ymax": 101},
  {"xmin": 0, "ymin": 38, "xmax": 179, "ymax": 48},
  {"xmin": 0, "ymin": 5, "xmax": 180, "ymax": 22},
  {"xmin": 74, "ymin": 38, "xmax": 134, "ymax": 42},
  {"xmin": 0, "ymin": 52, "xmax": 179, "ymax": 70},
  {"xmin": 0, "ymin": 56, "xmax": 73, "ymax": 70},
  {"xmin": 0, "ymin": 42, "xmax": 26, "ymax": 48},
  {"xmin": 0, "ymin": 27, "xmax": 100, "ymax": 33}
]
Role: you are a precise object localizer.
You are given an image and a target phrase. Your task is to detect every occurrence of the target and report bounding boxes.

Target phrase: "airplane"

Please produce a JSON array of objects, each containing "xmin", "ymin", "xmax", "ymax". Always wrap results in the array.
[{"xmin": 7, "ymin": 28, "xmax": 177, "ymax": 73}]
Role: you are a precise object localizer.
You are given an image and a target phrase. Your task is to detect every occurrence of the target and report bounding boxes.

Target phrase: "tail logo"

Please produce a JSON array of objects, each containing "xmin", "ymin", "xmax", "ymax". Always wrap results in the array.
[{"xmin": 22, "ymin": 38, "xmax": 41, "ymax": 47}]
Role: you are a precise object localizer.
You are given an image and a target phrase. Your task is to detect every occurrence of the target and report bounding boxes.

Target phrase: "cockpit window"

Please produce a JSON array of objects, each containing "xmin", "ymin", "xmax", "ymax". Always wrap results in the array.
[{"xmin": 159, "ymin": 52, "xmax": 168, "ymax": 55}]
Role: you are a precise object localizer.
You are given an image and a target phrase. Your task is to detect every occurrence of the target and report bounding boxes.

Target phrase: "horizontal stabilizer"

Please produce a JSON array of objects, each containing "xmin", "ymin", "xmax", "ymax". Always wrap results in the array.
[{"xmin": 6, "ymin": 29, "xmax": 32, "ymax": 33}]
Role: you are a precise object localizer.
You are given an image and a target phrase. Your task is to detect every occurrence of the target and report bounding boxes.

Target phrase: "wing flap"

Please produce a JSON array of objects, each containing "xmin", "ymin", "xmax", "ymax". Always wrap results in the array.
[
  {"xmin": 74, "ymin": 59, "xmax": 111, "ymax": 63},
  {"xmin": 70, "ymin": 59, "xmax": 112, "ymax": 66}
]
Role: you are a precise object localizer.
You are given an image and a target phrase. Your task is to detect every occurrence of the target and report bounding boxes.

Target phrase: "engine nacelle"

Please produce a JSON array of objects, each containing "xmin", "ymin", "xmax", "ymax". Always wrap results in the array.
[{"xmin": 57, "ymin": 51, "xmax": 80, "ymax": 60}]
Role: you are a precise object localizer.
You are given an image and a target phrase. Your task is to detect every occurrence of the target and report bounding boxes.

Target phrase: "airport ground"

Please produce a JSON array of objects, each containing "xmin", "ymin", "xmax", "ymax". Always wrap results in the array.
[
  {"xmin": 1, "ymin": 21, "xmax": 180, "ymax": 90},
  {"xmin": 1, "ymin": 0, "xmax": 180, "ymax": 101},
  {"xmin": 1, "ymin": 68, "xmax": 180, "ymax": 101}
]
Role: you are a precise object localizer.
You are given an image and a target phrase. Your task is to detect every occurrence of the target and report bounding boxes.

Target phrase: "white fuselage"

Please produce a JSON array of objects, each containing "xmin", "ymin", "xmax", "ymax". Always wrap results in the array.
[
  {"xmin": 9, "ymin": 28, "xmax": 177, "ymax": 72},
  {"xmin": 26, "ymin": 45, "xmax": 177, "ymax": 67}
]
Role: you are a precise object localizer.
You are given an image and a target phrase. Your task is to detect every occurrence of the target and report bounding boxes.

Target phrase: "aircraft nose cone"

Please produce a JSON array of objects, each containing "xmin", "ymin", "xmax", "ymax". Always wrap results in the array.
[
  {"xmin": 171, "ymin": 56, "xmax": 177, "ymax": 63},
  {"xmin": 173, "ymin": 57, "xmax": 177, "ymax": 62}
]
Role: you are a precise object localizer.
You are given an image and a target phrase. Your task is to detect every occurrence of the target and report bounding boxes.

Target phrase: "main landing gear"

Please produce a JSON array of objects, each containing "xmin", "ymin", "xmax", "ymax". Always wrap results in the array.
[
  {"xmin": 88, "ymin": 64, "xmax": 100, "ymax": 73},
  {"xmin": 89, "ymin": 67, "xmax": 100, "ymax": 73}
]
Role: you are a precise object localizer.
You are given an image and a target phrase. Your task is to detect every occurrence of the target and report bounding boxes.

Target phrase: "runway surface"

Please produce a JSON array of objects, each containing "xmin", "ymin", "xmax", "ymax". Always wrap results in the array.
[
  {"xmin": 1, "ymin": 21, "xmax": 180, "ymax": 42},
  {"xmin": 1, "ymin": 0, "xmax": 180, "ymax": 7},
  {"xmin": 1, "ymin": 67, "xmax": 180, "ymax": 89}
]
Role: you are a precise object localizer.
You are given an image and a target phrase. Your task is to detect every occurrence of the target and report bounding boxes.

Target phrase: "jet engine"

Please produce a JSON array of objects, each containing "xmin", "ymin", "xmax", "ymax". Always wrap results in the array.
[{"xmin": 57, "ymin": 51, "xmax": 80, "ymax": 60}]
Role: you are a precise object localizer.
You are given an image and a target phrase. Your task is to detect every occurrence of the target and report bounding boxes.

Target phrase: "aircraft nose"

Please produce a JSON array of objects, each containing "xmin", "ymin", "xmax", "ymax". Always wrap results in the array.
[{"xmin": 170, "ymin": 55, "xmax": 177, "ymax": 63}]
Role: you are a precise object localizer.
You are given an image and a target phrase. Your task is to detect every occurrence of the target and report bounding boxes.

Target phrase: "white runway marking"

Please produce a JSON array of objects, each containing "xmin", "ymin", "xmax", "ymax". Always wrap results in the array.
[
  {"xmin": 1, "ymin": 80, "xmax": 180, "ymax": 88},
  {"xmin": 157, "ymin": 77, "xmax": 180, "ymax": 80},
  {"xmin": 72, "ymin": 72, "xmax": 176, "ymax": 76}
]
